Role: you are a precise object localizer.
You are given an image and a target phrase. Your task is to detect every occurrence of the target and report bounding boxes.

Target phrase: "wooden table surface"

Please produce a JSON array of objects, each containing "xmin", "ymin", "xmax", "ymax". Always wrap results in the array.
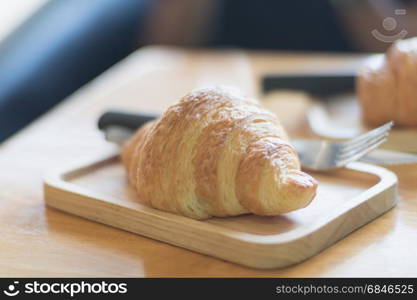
[{"xmin": 1, "ymin": 46, "xmax": 417, "ymax": 277}]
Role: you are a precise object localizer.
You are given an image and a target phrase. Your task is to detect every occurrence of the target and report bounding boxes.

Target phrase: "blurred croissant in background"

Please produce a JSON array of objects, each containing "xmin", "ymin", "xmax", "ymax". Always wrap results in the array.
[
  {"xmin": 122, "ymin": 87, "xmax": 317, "ymax": 220},
  {"xmin": 357, "ymin": 37, "xmax": 417, "ymax": 127}
]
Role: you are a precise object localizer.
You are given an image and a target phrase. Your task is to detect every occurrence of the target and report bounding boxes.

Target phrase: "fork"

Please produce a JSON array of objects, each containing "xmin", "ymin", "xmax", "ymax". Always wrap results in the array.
[
  {"xmin": 292, "ymin": 122, "xmax": 393, "ymax": 170},
  {"xmin": 98, "ymin": 111, "xmax": 393, "ymax": 171}
]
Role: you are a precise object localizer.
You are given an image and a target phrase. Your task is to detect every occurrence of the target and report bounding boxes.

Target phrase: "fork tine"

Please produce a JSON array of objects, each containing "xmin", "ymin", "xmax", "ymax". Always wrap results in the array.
[
  {"xmin": 337, "ymin": 131, "xmax": 389, "ymax": 159},
  {"xmin": 336, "ymin": 137, "xmax": 388, "ymax": 167},
  {"xmin": 341, "ymin": 121, "xmax": 393, "ymax": 152}
]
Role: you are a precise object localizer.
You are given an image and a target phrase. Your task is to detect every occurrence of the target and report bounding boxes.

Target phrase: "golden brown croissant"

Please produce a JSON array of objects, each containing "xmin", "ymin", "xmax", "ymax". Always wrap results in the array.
[
  {"xmin": 122, "ymin": 87, "xmax": 317, "ymax": 219},
  {"xmin": 357, "ymin": 37, "xmax": 417, "ymax": 127}
]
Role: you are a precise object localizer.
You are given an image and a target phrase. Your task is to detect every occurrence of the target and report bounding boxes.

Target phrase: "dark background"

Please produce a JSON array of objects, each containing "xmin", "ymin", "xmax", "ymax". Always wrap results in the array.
[{"xmin": 0, "ymin": 0, "xmax": 414, "ymax": 142}]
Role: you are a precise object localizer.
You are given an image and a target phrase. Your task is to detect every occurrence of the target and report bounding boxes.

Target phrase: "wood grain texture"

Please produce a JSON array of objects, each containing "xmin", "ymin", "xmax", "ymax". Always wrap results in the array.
[
  {"xmin": 1, "ymin": 46, "xmax": 417, "ymax": 276},
  {"xmin": 44, "ymin": 154, "xmax": 397, "ymax": 269}
]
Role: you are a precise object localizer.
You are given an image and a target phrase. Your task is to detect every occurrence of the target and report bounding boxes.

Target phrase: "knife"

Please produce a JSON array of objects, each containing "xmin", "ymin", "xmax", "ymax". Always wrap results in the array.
[
  {"xmin": 98, "ymin": 111, "xmax": 417, "ymax": 165},
  {"xmin": 98, "ymin": 110, "xmax": 158, "ymax": 145},
  {"xmin": 359, "ymin": 149, "xmax": 417, "ymax": 165},
  {"xmin": 262, "ymin": 71, "xmax": 356, "ymax": 99}
]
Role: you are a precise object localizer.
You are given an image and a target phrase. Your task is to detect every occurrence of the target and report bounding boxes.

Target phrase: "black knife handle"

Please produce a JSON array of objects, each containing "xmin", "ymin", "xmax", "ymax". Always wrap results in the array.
[
  {"xmin": 262, "ymin": 72, "xmax": 356, "ymax": 98},
  {"xmin": 98, "ymin": 110, "xmax": 159, "ymax": 131}
]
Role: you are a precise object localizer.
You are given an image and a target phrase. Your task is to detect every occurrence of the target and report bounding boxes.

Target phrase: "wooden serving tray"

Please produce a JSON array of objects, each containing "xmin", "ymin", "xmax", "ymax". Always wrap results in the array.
[{"xmin": 44, "ymin": 153, "xmax": 398, "ymax": 269}]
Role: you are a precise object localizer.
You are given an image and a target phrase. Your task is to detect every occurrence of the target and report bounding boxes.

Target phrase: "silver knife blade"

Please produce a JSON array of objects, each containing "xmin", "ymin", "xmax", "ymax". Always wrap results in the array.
[
  {"xmin": 104, "ymin": 126, "xmax": 134, "ymax": 146},
  {"xmin": 359, "ymin": 149, "xmax": 417, "ymax": 165}
]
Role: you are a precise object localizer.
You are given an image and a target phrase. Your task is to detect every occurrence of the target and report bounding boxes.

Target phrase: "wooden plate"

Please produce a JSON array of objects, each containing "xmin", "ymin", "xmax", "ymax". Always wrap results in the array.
[{"xmin": 44, "ymin": 153, "xmax": 398, "ymax": 269}]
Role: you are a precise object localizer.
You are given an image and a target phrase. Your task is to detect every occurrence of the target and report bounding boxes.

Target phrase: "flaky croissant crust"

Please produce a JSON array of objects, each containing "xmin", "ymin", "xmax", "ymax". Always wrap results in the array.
[
  {"xmin": 357, "ymin": 37, "xmax": 417, "ymax": 127},
  {"xmin": 122, "ymin": 87, "xmax": 317, "ymax": 219}
]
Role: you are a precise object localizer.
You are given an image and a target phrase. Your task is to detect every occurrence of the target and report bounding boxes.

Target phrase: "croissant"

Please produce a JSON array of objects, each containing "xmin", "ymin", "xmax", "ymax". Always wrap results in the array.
[
  {"xmin": 357, "ymin": 37, "xmax": 417, "ymax": 127},
  {"xmin": 122, "ymin": 87, "xmax": 317, "ymax": 219}
]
